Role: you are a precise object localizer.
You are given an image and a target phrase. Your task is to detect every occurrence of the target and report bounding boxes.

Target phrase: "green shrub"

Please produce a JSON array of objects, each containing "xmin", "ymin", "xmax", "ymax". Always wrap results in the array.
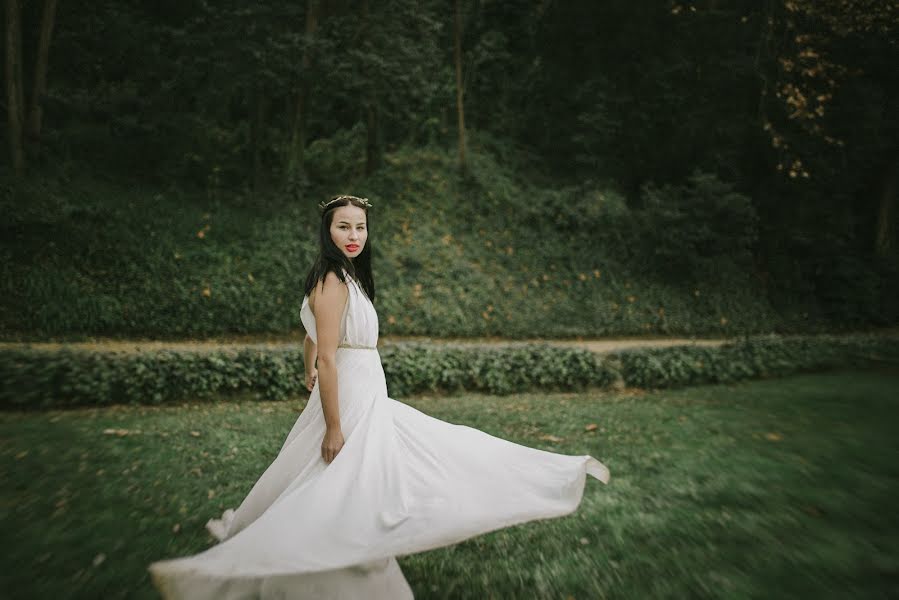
[
  {"xmin": 380, "ymin": 343, "xmax": 617, "ymax": 396},
  {"xmin": 609, "ymin": 334, "xmax": 899, "ymax": 389},
  {"xmin": 634, "ymin": 171, "xmax": 759, "ymax": 283},
  {"xmin": 1, "ymin": 335, "xmax": 896, "ymax": 409},
  {"xmin": 0, "ymin": 346, "xmax": 307, "ymax": 409},
  {"xmin": 0, "ymin": 343, "xmax": 612, "ymax": 409}
]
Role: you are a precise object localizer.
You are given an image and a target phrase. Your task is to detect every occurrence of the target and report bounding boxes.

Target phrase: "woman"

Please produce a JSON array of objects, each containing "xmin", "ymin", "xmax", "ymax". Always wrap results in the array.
[{"xmin": 148, "ymin": 195, "xmax": 610, "ymax": 599}]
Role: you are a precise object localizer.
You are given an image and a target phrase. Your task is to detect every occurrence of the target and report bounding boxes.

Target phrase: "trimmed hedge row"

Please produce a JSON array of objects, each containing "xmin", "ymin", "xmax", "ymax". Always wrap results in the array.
[
  {"xmin": 608, "ymin": 335, "xmax": 899, "ymax": 389},
  {"xmin": 380, "ymin": 343, "xmax": 619, "ymax": 398},
  {"xmin": 0, "ymin": 347, "xmax": 307, "ymax": 409},
  {"xmin": 1, "ymin": 335, "xmax": 897, "ymax": 409}
]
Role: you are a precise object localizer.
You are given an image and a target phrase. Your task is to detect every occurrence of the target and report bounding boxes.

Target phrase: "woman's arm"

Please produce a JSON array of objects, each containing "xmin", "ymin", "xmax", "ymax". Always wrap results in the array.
[
  {"xmin": 303, "ymin": 333, "xmax": 318, "ymax": 391},
  {"xmin": 310, "ymin": 271, "xmax": 349, "ymax": 463}
]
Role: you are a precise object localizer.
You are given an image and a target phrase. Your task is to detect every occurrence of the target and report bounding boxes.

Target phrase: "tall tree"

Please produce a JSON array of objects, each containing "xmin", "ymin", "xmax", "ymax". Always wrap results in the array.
[
  {"xmin": 286, "ymin": 0, "xmax": 322, "ymax": 190},
  {"xmin": 362, "ymin": 0, "xmax": 382, "ymax": 176},
  {"xmin": 251, "ymin": 85, "xmax": 267, "ymax": 193},
  {"xmin": 755, "ymin": 0, "xmax": 899, "ymax": 255},
  {"xmin": 317, "ymin": 0, "xmax": 443, "ymax": 177},
  {"xmin": 454, "ymin": 0, "xmax": 466, "ymax": 170},
  {"xmin": 158, "ymin": 1, "xmax": 307, "ymax": 191},
  {"xmin": 5, "ymin": 0, "xmax": 26, "ymax": 174},
  {"xmin": 25, "ymin": 0, "xmax": 59, "ymax": 147},
  {"xmin": 875, "ymin": 156, "xmax": 897, "ymax": 257}
]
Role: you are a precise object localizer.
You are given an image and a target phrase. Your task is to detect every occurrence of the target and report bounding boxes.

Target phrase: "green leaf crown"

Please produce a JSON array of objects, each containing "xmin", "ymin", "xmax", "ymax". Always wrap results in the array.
[{"xmin": 318, "ymin": 195, "xmax": 373, "ymax": 212}]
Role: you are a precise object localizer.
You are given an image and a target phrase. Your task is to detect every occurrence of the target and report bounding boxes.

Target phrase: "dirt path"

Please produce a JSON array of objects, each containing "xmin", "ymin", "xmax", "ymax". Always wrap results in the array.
[{"xmin": 3, "ymin": 328, "xmax": 897, "ymax": 355}]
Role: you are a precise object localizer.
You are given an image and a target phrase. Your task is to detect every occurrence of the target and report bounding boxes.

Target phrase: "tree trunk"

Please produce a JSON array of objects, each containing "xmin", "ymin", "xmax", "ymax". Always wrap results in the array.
[
  {"xmin": 364, "ymin": 100, "xmax": 381, "ymax": 176},
  {"xmin": 289, "ymin": 90, "xmax": 307, "ymax": 176},
  {"xmin": 360, "ymin": 0, "xmax": 382, "ymax": 176},
  {"xmin": 875, "ymin": 155, "xmax": 897, "ymax": 258},
  {"xmin": 5, "ymin": 0, "xmax": 26, "ymax": 175},
  {"xmin": 26, "ymin": 0, "xmax": 58, "ymax": 148},
  {"xmin": 286, "ymin": 0, "xmax": 320, "ymax": 184},
  {"xmin": 251, "ymin": 86, "xmax": 266, "ymax": 193},
  {"xmin": 454, "ymin": 0, "xmax": 467, "ymax": 170}
]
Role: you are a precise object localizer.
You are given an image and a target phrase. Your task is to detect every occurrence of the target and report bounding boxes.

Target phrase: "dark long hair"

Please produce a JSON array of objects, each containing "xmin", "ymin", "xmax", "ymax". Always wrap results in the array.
[{"xmin": 302, "ymin": 195, "xmax": 376, "ymax": 302}]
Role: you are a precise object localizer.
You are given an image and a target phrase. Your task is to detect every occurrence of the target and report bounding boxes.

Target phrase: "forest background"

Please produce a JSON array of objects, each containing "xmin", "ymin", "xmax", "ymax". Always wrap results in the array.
[{"xmin": 3, "ymin": 0, "xmax": 897, "ymax": 341}]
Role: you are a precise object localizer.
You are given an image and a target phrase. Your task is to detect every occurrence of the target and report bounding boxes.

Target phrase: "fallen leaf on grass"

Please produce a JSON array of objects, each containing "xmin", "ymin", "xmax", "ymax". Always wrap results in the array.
[
  {"xmin": 15, "ymin": 450, "xmax": 28, "ymax": 459},
  {"xmin": 538, "ymin": 434, "xmax": 564, "ymax": 442},
  {"xmin": 765, "ymin": 432, "xmax": 783, "ymax": 441},
  {"xmin": 172, "ymin": 523, "xmax": 181, "ymax": 533},
  {"xmin": 103, "ymin": 428, "xmax": 132, "ymax": 437},
  {"xmin": 190, "ymin": 431, "xmax": 201, "ymax": 437},
  {"xmin": 584, "ymin": 423, "xmax": 598, "ymax": 432}
]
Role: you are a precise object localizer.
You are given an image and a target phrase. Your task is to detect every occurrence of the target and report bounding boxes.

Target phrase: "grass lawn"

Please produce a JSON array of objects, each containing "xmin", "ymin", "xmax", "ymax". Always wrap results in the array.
[{"xmin": 2, "ymin": 369, "xmax": 897, "ymax": 599}]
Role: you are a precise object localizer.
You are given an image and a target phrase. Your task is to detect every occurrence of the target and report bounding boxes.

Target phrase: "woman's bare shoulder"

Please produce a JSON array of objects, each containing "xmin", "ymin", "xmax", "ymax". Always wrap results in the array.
[{"xmin": 309, "ymin": 270, "xmax": 348, "ymax": 312}]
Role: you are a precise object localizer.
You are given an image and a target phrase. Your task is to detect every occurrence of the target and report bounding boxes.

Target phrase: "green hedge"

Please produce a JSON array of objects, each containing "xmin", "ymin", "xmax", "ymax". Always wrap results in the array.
[
  {"xmin": 0, "ymin": 347, "xmax": 307, "ymax": 409},
  {"xmin": 380, "ymin": 344, "xmax": 619, "ymax": 397},
  {"xmin": 610, "ymin": 335, "xmax": 899, "ymax": 389},
  {"xmin": 1, "ymin": 335, "xmax": 897, "ymax": 409}
]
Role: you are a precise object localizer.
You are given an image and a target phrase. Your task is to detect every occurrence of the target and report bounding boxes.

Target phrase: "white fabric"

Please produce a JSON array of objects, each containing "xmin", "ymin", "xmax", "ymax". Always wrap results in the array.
[{"xmin": 148, "ymin": 269, "xmax": 610, "ymax": 599}]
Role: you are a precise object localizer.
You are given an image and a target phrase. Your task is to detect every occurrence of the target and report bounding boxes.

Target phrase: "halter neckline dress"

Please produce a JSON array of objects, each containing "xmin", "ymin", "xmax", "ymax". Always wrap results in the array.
[{"xmin": 148, "ymin": 268, "xmax": 609, "ymax": 599}]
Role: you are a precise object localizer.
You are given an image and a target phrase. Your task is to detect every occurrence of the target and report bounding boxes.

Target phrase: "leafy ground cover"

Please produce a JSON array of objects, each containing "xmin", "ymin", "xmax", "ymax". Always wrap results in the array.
[
  {"xmin": 0, "ymin": 152, "xmax": 798, "ymax": 341},
  {"xmin": 2, "ymin": 368, "xmax": 897, "ymax": 599}
]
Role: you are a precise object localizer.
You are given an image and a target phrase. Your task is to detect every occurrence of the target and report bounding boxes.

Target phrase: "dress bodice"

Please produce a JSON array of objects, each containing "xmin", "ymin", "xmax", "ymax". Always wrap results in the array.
[{"xmin": 300, "ymin": 269, "xmax": 379, "ymax": 348}]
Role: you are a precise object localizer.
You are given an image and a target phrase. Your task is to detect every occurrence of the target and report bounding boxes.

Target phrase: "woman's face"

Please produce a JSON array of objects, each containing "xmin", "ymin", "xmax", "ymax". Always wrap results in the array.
[{"xmin": 330, "ymin": 204, "xmax": 368, "ymax": 259}]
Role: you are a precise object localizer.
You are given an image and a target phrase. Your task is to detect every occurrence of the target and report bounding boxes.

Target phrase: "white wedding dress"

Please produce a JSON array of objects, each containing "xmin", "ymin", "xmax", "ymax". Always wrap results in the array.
[{"xmin": 148, "ymin": 270, "xmax": 610, "ymax": 599}]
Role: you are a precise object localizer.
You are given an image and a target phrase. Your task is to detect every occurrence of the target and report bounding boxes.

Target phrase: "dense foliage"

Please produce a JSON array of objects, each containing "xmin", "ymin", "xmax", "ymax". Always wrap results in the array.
[{"xmin": 3, "ymin": 1, "xmax": 897, "ymax": 338}]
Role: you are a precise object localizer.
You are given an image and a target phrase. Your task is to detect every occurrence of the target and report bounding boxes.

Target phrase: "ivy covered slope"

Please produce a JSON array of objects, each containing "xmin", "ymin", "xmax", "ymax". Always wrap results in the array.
[{"xmin": 4, "ymin": 142, "xmax": 856, "ymax": 341}]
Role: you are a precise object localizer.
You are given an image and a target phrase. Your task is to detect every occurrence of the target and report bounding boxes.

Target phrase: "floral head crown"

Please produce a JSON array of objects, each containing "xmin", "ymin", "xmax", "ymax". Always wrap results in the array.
[{"xmin": 318, "ymin": 195, "xmax": 373, "ymax": 213}]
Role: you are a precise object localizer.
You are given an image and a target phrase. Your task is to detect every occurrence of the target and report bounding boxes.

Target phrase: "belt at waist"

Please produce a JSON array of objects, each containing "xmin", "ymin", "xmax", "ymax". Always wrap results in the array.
[{"xmin": 337, "ymin": 343, "xmax": 377, "ymax": 350}]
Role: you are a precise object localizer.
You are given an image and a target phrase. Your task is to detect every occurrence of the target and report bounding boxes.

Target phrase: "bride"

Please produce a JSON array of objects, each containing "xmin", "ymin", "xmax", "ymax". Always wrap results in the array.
[{"xmin": 148, "ymin": 195, "xmax": 610, "ymax": 599}]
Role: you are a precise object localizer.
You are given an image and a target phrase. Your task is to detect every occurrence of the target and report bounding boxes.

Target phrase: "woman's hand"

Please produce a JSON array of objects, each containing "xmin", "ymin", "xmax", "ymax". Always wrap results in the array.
[
  {"xmin": 305, "ymin": 367, "xmax": 318, "ymax": 392},
  {"xmin": 321, "ymin": 427, "xmax": 345, "ymax": 464}
]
